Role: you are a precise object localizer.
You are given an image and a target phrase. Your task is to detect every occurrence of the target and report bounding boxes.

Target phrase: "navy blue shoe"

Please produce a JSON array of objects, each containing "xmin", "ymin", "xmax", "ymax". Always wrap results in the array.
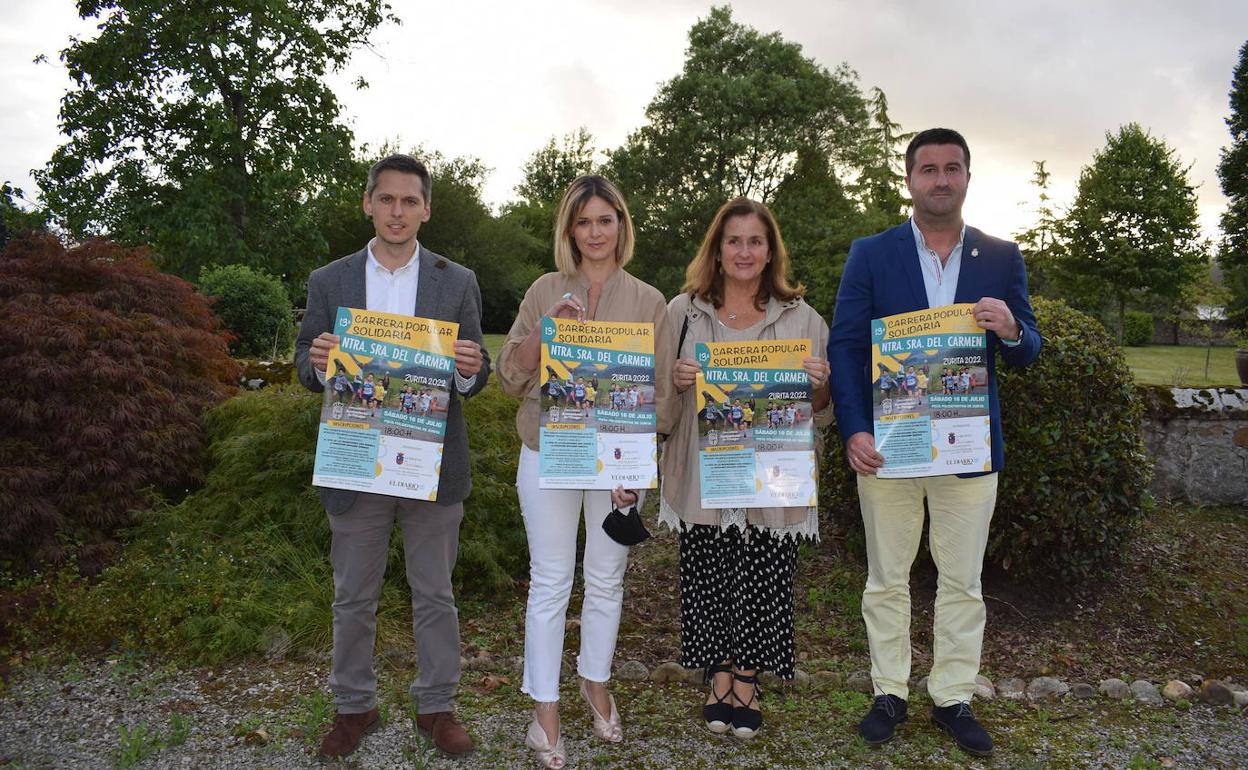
[
  {"xmin": 932, "ymin": 702, "xmax": 993, "ymax": 757},
  {"xmin": 701, "ymin": 662, "xmax": 733, "ymax": 734},
  {"xmin": 730, "ymin": 672, "xmax": 762, "ymax": 739},
  {"xmin": 858, "ymin": 694, "xmax": 907, "ymax": 745}
]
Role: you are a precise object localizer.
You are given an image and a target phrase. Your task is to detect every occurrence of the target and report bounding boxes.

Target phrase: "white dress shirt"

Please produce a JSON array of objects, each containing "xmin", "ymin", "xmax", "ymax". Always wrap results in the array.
[
  {"xmin": 911, "ymin": 219, "xmax": 1022, "ymax": 346},
  {"xmin": 318, "ymin": 240, "xmax": 478, "ymax": 390}
]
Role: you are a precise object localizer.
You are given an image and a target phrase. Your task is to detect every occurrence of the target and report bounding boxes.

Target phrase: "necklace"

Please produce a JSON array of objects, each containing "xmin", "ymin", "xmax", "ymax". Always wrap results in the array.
[{"xmin": 727, "ymin": 313, "xmax": 737, "ymax": 320}]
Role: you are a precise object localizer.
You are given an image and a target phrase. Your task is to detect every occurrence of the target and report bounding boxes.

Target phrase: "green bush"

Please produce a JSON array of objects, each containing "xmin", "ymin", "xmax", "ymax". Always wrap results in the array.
[
  {"xmin": 198, "ymin": 264, "xmax": 294, "ymax": 358},
  {"xmin": 1123, "ymin": 310, "xmax": 1154, "ymax": 346},
  {"xmin": 45, "ymin": 384, "xmax": 526, "ymax": 662},
  {"xmin": 823, "ymin": 298, "xmax": 1152, "ymax": 583}
]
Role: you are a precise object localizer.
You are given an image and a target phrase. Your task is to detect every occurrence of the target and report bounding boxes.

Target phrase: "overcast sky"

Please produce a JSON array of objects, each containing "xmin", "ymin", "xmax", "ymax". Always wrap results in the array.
[{"xmin": 2, "ymin": 1, "xmax": 1245, "ymax": 246}]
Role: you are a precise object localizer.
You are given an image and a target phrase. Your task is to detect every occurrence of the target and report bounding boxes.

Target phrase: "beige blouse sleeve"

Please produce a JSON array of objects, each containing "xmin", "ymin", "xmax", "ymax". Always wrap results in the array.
[
  {"xmin": 662, "ymin": 293, "xmax": 694, "ymax": 438},
  {"xmin": 650, "ymin": 288, "xmax": 677, "ymax": 438},
  {"xmin": 809, "ymin": 305, "xmax": 833, "ymax": 428}
]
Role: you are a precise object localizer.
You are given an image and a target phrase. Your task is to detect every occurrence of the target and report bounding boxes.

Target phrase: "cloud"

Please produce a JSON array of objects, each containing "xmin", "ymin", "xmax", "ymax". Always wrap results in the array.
[{"xmin": 3, "ymin": 0, "xmax": 1243, "ymax": 242}]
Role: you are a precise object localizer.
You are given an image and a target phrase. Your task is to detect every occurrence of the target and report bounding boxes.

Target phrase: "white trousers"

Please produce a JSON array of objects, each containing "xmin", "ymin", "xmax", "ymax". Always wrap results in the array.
[{"xmin": 516, "ymin": 446, "xmax": 637, "ymax": 702}]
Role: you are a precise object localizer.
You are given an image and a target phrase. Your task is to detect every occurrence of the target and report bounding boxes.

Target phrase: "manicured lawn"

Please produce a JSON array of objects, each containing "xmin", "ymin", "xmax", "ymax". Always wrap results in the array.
[
  {"xmin": 1121, "ymin": 344, "xmax": 1241, "ymax": 386},
  {"xmin": 483, "ymin": 332, "xmax": 506, "ymax": 360}
]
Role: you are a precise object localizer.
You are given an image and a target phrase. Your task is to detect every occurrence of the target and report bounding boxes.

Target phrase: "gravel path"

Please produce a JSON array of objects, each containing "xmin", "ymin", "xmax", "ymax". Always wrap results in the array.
[{"xmin": 2, "ymin": 657, "xmax": 1246, "ymax": 769}]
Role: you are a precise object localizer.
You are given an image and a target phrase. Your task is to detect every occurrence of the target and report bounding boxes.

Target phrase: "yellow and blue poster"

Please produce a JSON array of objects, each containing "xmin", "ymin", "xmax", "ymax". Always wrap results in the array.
[
  {"xmin": 538, "ymin": 317, "xmax": 657, "ymax": 489},
  {"xmin": 870, "ymin": 303, "xmax": 991, "ymax": 478},
  {"xmin": 313, "ymin": 307, "xmax": 459, "ymax": 500},
  {"xmin": 694, "ymin": 339, "xmax": 817, "ymax": 509}
]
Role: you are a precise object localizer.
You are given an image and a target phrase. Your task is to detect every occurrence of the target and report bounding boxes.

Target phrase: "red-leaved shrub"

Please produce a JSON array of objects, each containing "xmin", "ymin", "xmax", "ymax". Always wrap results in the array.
[{"xmin": 0, "ymin": 234, "xmax": 240, "ymax": 574}]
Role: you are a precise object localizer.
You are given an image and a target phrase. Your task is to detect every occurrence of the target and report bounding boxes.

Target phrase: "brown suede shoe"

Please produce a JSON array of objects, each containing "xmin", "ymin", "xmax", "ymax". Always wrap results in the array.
[
  {"xmin": 318, "ymin": 707, "xmax": 380, "ymax": 758},
  {"xmin": 416, "ymin": 711, "xmax": 475, "ymax": 755}
]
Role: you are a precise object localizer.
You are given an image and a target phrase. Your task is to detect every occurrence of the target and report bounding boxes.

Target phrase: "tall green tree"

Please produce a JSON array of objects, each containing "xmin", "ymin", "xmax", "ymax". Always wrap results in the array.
[
  {"xmin": 1, "ymin": 183, "xmax": 49, "ymax": 247},
  {"xmin": 410, "ymin": 149, "xmax": 543, "ymax": 333},
  {"xmin": 515, "ymin": 127, "xmax": 599, "ymax": 207},
  {"xmin": 1013, "ymin": 160, "xmax": 1065, "ymax": 297},
  {"xmin": 1056, "ymin": 123, "xmax": 1205, "ymax": 338},
  {"xmin": 770, "ymin": 148, "xmax": 859, "ymax": 316},
  {"xmin": 850, "ymin": 87, "xmax": 912, "ymax": 225},
  {"xmin": 1217, "ymin": 40, "xmax": 1248, "ymax": 326},
  {"xmin": 606, "ymin": 5, "xmax": 872, "ymax": 296},
  {"xmin": 36, "ymin": 0, "xmax": 395, "ymax": 291},
  {"xmin": 502, "ymin": 128, "xmax": 600, "ymax": 265}
]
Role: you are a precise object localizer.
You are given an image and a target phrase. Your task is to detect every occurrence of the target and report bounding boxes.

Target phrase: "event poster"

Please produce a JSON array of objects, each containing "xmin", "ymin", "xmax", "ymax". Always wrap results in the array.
[
  {"xmin": 694, "ymin": 339, "xmax": 818, "ymax": 509},
  {"xmin": 538, "ymin": 317, "xmax": 658, "ymax": 489},
  {"xmin": 312, "ymin": 307, "xmax": 459, "ymax": 500},
  {"xmin": 870, "ymin": 303, "xmax": 991, "ymax": 478}
]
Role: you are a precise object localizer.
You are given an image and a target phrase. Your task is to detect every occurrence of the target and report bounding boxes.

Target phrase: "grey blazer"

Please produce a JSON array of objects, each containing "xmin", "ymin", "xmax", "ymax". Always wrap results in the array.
[{"xmin": 295, "ymin": 245, "xmax": 491, "ymax": 513}]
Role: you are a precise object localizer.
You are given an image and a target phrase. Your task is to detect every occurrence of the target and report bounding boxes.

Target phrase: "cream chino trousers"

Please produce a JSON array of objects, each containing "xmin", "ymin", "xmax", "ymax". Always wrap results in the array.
[
  {"xmin": 516, "ymin": 447, "xmax": 636, "ymax": 702},
  {"xmin": 857, "ymin": 472, "xmax": 998, "ymax": 706}
]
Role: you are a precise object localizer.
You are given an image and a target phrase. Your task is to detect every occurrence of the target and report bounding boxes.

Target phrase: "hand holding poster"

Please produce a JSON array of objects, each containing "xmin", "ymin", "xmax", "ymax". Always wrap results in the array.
[
  {"xmin": 694, "ymin": 339, "xmax": 818, "ymax": 509},
  {"xmin": 312, "ymin": 307, "xmax": 459, "ymax": 500},
  {"xmin": 870, "ymin": 303, "xmax": 991, "ymax": 478},
  {"xmin": 539, "ymin": 317, "xmax": 657, "ymax": 490}
]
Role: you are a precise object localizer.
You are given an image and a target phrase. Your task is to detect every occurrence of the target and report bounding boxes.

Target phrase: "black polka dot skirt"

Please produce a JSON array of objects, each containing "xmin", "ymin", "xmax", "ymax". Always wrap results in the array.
[{"xmin": 677, "ymin": 522, "xmax": 798, "ymax": 679}]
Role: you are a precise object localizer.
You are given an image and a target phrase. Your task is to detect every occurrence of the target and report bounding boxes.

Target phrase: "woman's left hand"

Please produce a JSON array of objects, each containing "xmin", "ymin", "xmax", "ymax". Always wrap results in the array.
[
  {"xmin": 802, "ymin": 356, "xmax": 831, "ymax": 390},
  {"xmin": 611, "ymin": 486, "xmax": 638, "ymax": 510}
]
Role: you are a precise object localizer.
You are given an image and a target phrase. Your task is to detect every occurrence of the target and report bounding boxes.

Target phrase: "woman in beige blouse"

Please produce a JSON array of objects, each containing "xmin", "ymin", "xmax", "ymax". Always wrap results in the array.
[
  {"xmin": 497, "ymin": 175, "xmax": 673, "ymax": 769},
  {"xmin": 661, "ymin": 197, "xmax": 832, "ymax": 739}
]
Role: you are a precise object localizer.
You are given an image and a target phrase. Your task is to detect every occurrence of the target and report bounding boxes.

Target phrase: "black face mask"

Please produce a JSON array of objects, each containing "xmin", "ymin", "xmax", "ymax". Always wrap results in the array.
[{"xmin": 601, "ymin": 505, "xmax": 650, "ymax": 546}]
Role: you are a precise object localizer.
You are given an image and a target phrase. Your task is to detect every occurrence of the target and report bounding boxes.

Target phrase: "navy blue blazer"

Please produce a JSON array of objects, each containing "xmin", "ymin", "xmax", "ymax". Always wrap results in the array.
[{"xmin": 827, "ymin": 221, "xmax": 1042, "ymax": 474}]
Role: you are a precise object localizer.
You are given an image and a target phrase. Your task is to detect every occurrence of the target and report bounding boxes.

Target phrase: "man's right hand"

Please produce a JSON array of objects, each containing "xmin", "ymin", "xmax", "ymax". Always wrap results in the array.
[
  {"xmin": 311, "ymin": 332, "xmax": 340, "ymax": 374},
  {"xmin": 846, "ymin": 431, "xmax": 884, "ymax": 475}
]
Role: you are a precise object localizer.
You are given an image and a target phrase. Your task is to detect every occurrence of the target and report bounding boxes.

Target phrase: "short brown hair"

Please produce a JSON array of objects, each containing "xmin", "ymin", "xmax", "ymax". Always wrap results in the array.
[
  {"xmin": 682, "ymin": 197, "xmax": 803, "ymax": 309},
  {"xmin": 366, "ymin": 153, "xmax": 432, "ymax": 201},
  {"xmin": 552, "ymin": 175, "xmax": 635, "ymax": 275},
  {"xmin": 904, "ymin": 128, "xmax": 971, "ymax": 177}
]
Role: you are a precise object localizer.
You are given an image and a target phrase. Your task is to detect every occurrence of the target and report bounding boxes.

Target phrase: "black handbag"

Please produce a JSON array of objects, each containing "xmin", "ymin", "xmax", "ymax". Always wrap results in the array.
[{"xmin": 602, "ymin": 505, "xmax": 650, "ymax": 546}]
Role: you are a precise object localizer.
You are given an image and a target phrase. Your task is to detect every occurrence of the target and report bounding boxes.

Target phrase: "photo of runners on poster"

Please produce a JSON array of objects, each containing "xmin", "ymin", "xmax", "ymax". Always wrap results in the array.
[
  {"xmin": 313, "ymin": 307, "xmax": 458, "ymax": 500},
  {"xmin": 694, "ymin": 339, "xmax": 818, "ymax": 509},
  {"xmin": 871, "ymin": 303, "xmax": 991, "ymax": 478},
  {"xmin": 538, "ymin": 317, "xmax": 657, "ymax": 489}
]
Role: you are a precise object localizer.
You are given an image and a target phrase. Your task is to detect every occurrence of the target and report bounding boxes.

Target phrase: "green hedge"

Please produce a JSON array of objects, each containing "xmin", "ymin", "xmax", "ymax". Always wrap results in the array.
[
  {"xmin": 823, "ymin": 298, "xmax": 1152, "ymax": 583},
  {"xmin": 46, "ymin": 384, "xmax": 525, "ymax": 662},
  {"xmin": 1123, "ymin": 310, "xmax": 1154, "ymax": 346},
  {"xmin": 198, "ymin": 264, "xmax": 294, "ymax": 358}
]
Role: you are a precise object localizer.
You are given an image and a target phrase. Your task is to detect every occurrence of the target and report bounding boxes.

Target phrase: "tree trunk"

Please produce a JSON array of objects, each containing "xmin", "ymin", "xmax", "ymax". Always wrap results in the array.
[{"xmin": 1206, "ymin": 322, "xmax": 1214, "ymax": 380}]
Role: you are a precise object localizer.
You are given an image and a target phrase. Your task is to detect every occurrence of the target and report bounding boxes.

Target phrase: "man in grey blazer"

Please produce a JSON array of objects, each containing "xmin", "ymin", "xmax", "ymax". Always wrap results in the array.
[{"xmin": 295, "ymin": 153, "xmax": 489, "ymax": 758}]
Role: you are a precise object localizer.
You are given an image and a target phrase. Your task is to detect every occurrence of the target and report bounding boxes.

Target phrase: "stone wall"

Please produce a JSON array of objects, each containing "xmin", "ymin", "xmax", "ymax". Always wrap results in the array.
[
  {"xmin": 1139, "ymin": 386, "xmax": 1248, "ymax": 505},
  {"xmin": 1150, "ymin": 319, "xmax": 1237, "ymax": 346}
]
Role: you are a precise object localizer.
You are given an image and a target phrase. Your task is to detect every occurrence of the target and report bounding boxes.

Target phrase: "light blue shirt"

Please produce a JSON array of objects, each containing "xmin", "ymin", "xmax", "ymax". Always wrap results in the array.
[{"xmin": 910, "ymin": 218, "xmax": 1022, "ymax": 346}]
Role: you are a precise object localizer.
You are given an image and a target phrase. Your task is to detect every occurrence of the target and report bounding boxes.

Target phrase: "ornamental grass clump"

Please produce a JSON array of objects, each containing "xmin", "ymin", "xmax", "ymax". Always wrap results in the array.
[
  {"xmin": 0, "ymin": 234, "xmax": 239, "ymax": 574},
  {"xmin": 46, "ymin": 384, "xmax": 526, "ymax": 662}
]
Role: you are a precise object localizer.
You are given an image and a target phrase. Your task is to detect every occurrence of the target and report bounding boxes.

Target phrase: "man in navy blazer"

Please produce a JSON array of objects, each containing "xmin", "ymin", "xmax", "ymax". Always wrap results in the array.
[
  {"xmin": 296, "ymin": 154, "xmax": 489, "ymax": 759},
  {"xmin": 828, "ymin": 128, "xmax": 1041, "ymax": 757}
]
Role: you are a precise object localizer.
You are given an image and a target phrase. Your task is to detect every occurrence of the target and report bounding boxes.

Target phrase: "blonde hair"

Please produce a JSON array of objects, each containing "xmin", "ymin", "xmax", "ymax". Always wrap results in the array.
[
  {"xmin": 552, "ymin": 175, "xmax": 635, "ymax": 275},
  {"xmin": 682, "ymin": 197, "xmax": 804, "ymax": 309}
]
